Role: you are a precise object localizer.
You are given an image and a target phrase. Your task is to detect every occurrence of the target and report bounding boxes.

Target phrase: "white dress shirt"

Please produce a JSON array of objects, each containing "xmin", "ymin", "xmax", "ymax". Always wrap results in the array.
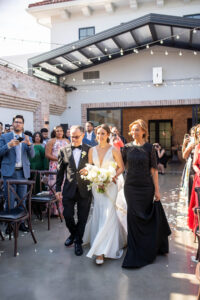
[
  {"xmin": 86, "ymin": 131, "xmax": 93, "ymax": 141},
  {"xmin": 72, "ymin": 147, "xmax": 82, "ymax": 169}
]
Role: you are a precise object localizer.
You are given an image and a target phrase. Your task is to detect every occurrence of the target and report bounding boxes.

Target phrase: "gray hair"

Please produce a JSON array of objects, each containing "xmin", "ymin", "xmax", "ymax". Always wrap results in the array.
[{"xmin": 70, "ymin": 125, "xmax": 84, "ymax": 133}]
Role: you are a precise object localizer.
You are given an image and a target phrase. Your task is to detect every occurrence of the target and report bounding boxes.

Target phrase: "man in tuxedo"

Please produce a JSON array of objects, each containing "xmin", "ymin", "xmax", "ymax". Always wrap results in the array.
[
  {"xmin": 56, "ymin": 125, "xmax": 91, "ymax": 256},
  {"xmin": 82, "ymin": 121, "xmax": 97, "ymax": 146},
  {"xmin": 0, "ymin": 115, "xmax": 35, "ymax": 232}
]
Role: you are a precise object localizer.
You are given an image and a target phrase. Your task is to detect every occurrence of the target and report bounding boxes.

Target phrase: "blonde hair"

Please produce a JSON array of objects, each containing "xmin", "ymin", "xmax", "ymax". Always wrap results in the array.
[
  {"xmin": 194, "ymin": 124, "xmax": 200, "ymax": 144},
  {"xmin": 128, "ymin": 119, "xmax": 148, "ymax": 142}
]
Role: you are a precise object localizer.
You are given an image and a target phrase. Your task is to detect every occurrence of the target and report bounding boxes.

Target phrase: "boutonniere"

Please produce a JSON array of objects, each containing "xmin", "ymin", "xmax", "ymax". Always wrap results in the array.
[{"xmin": 81, "ymin": 151, "xmax": 87, "ymax": 158}]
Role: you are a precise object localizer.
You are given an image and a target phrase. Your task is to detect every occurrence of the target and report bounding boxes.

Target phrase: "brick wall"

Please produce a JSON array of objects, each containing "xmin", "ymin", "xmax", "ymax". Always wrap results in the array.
[
  {"xmin": 123, "ymin": 106, "xmax": 192, "ymax": 144},
  {"xmin": 0, "ymin": 65, "xmax": 67, "ymax": 131}
]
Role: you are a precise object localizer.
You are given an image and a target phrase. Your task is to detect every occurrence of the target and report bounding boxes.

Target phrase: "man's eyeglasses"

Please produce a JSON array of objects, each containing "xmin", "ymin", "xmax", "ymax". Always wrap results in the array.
[
  {"xmin": 14, "ymin": 121, "xmax": 23, "ymax": 124},
  {"xmin": 71, "ymin": 135, "xmax": 82, "ymax": 139}
]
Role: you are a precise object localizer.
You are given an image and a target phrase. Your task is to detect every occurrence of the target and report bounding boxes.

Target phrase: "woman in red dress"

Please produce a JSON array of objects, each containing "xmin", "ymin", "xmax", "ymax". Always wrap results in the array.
[{"xmin": 188, "ymin": 124, "xmax": 200, "ymax": 232}]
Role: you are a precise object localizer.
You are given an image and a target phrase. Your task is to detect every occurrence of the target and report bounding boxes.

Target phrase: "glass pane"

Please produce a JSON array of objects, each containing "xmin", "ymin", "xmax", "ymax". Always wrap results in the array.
[{"xmin": 88, "ymin": 109, "xmax": 121, "ymax": 132}]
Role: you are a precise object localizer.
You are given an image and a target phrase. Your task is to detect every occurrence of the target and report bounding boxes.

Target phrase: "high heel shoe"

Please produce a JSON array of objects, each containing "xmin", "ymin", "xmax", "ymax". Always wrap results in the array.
[{"xmin": 96, "ymin": 256, "xmax": 104, "ymax": 265}]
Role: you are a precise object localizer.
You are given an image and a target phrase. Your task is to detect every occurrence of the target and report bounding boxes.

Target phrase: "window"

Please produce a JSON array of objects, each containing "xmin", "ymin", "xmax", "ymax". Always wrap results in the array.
[
  {"xmin": 79, "ymin": 27, "xmax": 95, "ymax": 40},
  {"xmin": 88, "ymin": 109, "xmax": 122, "ymax": 132}
]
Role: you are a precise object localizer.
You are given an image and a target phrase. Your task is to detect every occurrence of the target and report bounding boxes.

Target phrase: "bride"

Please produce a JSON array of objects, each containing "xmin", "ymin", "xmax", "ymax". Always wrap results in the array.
[{"xmin": 81, "ymin": 124, "xmax": 126, "ymax": 265}]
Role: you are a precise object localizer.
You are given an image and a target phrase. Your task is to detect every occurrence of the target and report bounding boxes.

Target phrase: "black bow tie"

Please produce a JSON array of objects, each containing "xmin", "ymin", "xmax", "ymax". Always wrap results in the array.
[{"xmin": 72, "ymin": 145, "xmax": 82, "ymax": 150}]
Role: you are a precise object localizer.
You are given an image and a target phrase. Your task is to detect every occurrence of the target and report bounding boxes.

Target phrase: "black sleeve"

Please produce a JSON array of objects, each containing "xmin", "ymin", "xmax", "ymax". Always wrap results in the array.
[
  {"xmin": 122, "ymin": 145, "xmax": 127, "ymax": 165},
  {"xmin": 151, "ymin": 145, "xmax": 158, "ymax": 170},
  {"xmin": 56, "ymin": 149, "xmax": 66, "ymax": 192}
]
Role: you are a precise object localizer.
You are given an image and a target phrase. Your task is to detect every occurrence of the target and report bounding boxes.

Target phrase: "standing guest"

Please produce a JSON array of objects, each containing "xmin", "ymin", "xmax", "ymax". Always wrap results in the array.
[
  {"xmin": 30, "ymin": 132, "xmax": 49, "ymax": 193},
  {"xmin": 112, "ymin": 126, "xmax": 127, "ymax": 145},
  {"xmin": 56, "ymin": 125, "xmax": 91, "ymax": 256},
  {"xmin": 4, "ymin": 124, "xmax": 10, "ymax": 133},
  {"xmin": 0, "ymin": 122, "xmax": 3, "ymax": 136},
  {"xmin": 24, "ymin": 130, "xmax": 33, "ymax": 138},
  {"xmin": 182, "ymin": 127, "xmax": 196, "ymax": 204},
  {"xmin": 41, "ymin": 128, "xmax": 49, "ymax": 146},
  {"xmin": 83, "ymin": 121, "xmax": 97, "ymax": 146},
  {"xmin": 188, "ymin": 124, "xmax": 200, "ymax": 232},
  {"xmin": 66, "ymin": 129, "xmax": 71, "ymax": 142},
  {"xmin": 110, "ymin": 127, "xmax": 124, "ymax": 150},
  {"xmin": 122, "ymin": 119, "xmax": 171, "ymax": 268},
  {"xmin": 154, "ymin": 143, "xmax": 168, "ymax": 175},
  {"xmin": 45, "ymin": 125, "xmax": 69, "ymax": 216},
  {"xmin": 0, "ymin": 115, "xmax": 35, "ymax": 233}
]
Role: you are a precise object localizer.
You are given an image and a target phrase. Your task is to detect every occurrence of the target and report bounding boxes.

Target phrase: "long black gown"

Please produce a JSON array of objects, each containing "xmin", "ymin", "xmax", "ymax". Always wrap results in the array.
[{"xmin": 122, "ymin": 142, "xmax": 171, "ymax": 268}]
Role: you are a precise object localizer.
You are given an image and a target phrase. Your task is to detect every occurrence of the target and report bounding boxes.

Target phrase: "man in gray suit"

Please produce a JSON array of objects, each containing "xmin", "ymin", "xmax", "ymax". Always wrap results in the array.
[{"xmin": 0, "ymin": 115, "xmax": 35, "ymax": 232}]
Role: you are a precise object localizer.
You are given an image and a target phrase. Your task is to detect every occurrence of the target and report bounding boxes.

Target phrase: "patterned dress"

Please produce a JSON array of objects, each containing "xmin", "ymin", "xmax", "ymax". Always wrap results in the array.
[{"xmin": 49, "ymin": 139, "xmax": 69, "ymax": 215}]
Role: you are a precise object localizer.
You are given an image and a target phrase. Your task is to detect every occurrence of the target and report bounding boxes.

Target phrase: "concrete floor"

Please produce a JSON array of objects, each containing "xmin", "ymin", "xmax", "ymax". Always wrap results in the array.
[{"xmin": 0, "ymin": 168, "xmax": 199, "ymax": 300}]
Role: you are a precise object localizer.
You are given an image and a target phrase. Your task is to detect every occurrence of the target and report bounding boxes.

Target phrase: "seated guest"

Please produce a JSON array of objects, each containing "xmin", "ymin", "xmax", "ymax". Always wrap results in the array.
[
  {"xmin": 83, "ymin": 121, "xmax": 97, "ymax": 146},
  {"xmin": 0, "ymin": 114, "xmax": 35, "ymax": 233}
]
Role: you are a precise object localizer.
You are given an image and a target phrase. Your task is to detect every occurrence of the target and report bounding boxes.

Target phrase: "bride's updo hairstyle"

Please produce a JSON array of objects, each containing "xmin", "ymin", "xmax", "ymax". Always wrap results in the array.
[
  {"xmin": 128, "ymin": 119, "xmax": 148, "ymax": 142},
  {"xmin": 96, "ymin": 124, "xmax": 111, "ymax": 143}
]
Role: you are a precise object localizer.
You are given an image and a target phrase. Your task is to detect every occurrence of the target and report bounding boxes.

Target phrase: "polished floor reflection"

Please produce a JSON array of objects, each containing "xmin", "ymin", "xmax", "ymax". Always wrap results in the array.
[{"xmin": 0, "ymin": 170, "xmax": 199, "ymax": 300}]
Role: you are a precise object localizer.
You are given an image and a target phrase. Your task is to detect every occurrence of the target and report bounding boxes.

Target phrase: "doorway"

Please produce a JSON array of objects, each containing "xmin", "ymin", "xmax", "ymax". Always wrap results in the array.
[{"xmin": 149, "ymin": 120, "xmax": 172, "ymax": 156}]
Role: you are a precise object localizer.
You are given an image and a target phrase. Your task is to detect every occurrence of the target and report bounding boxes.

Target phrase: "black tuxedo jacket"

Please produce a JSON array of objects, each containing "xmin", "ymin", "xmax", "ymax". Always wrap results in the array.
[{"xmin": 56, "ymin": 143, "xmax": 91, "ymax": 199}]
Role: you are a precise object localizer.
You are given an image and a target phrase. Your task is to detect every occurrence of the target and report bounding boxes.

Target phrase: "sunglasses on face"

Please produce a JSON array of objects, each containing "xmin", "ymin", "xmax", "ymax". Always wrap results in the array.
[{"xmin": 71, "ymin": 135, "xmax": 82, "ymax": 139}]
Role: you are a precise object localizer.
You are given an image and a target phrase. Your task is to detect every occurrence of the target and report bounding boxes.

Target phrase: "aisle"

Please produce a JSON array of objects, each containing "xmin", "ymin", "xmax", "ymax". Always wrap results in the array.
[{"xmin": 0, "ymin": 174, "xmax": 199, "ymax": 300}]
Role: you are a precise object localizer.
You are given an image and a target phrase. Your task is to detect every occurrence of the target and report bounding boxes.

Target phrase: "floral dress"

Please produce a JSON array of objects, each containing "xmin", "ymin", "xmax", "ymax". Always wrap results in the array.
[{"xmin": 49, "ymin": 139, "xmax": 69, "ymax": 215}]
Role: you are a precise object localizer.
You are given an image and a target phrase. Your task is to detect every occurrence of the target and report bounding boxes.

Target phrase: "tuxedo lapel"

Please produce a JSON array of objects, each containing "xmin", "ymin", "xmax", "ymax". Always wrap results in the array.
[
  {"xmin": 67, "ymin": 145, "xmax": 77, "ymax": 170},
  {"xmin": 77, "ymin": 144, "xmax": 88, "ymax": 170}
]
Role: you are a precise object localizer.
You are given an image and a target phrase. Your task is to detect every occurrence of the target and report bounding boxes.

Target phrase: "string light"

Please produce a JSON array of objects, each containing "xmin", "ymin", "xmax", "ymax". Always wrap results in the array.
[{"xmin": 0, "ymin": 26, "xmax": 199, "ymax": 79}]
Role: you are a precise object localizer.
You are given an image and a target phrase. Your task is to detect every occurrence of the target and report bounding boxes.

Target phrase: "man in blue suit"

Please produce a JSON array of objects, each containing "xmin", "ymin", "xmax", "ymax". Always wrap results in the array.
[
  {"xmin": 0, "ymin": 115, "xmax": 35, "ymax": 232},
  {"xmin": 82, "ymin": 121, "xmax": 97, "ymax": 147}
]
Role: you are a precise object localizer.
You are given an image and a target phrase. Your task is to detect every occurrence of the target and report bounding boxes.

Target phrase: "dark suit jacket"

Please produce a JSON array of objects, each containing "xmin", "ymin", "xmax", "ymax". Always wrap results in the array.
[{"xmin": 56, "ymin": 143, "xmax": 91, "ymax": 199}]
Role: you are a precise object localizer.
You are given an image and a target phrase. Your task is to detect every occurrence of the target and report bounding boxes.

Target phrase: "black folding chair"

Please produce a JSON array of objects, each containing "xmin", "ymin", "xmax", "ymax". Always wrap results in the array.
[
  {"xmin": 31, "ymin": 171, "xmax": 63, "ymax": 230},
  {"xmin": 0, "ymin": 179, "xmax": 37, "ymax": 256}
]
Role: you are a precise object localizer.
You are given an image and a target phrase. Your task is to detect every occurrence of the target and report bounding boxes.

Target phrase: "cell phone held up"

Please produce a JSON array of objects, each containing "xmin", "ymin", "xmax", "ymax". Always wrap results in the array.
[{"xmin": 16, "ymin": 137, "xmax": 24, "ymax": 142}]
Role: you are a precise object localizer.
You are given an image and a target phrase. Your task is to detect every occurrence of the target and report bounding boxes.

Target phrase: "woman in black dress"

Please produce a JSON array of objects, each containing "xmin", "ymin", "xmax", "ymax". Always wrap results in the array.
[{"xmin": 122, "ymin": 119, "xmax": 171, "ymax": 268}]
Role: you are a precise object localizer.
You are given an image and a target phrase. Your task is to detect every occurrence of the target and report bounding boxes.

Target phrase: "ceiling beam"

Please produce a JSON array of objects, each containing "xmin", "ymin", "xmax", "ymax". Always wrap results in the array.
[
  {"xmin": 129, "ymin": 0, "xmax": 138, "ymax": 9},
  {"xmin": 105, "ymin": 3, "xmax": 115, "ymax": 14},
  {"xmin": 81, "ymin": 6, "xmax": 92, "ymax": 17}
]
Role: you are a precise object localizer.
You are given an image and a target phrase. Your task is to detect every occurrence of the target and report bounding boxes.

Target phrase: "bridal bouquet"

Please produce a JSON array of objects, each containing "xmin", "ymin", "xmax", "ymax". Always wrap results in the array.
[{"xmin": 81, "ymin": 163, "xmax": 117, "ymax": 193}]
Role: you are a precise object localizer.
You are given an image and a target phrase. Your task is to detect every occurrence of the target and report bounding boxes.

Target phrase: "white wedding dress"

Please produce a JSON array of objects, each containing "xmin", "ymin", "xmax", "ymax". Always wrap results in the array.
[{"xmin": 83, "ymin": 146, "xmax": 127, "ymax": 259}]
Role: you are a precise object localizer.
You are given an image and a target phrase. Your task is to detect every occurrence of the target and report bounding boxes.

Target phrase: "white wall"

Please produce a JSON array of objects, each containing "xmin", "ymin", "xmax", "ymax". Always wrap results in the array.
[
  {"xmin": 49, "ymin": 114, "xmax": 62, "ymax": 133},
  {"xmin": 51, "ymin": 1, "xmax": 200, "ymax": 46},
  {"xmin": 0, "ymin": 107, "xmax": 34, "ymax": 132},
  {"xmin": 60, "ymin": 46, "xmax": 200, "ymax": 125}
]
